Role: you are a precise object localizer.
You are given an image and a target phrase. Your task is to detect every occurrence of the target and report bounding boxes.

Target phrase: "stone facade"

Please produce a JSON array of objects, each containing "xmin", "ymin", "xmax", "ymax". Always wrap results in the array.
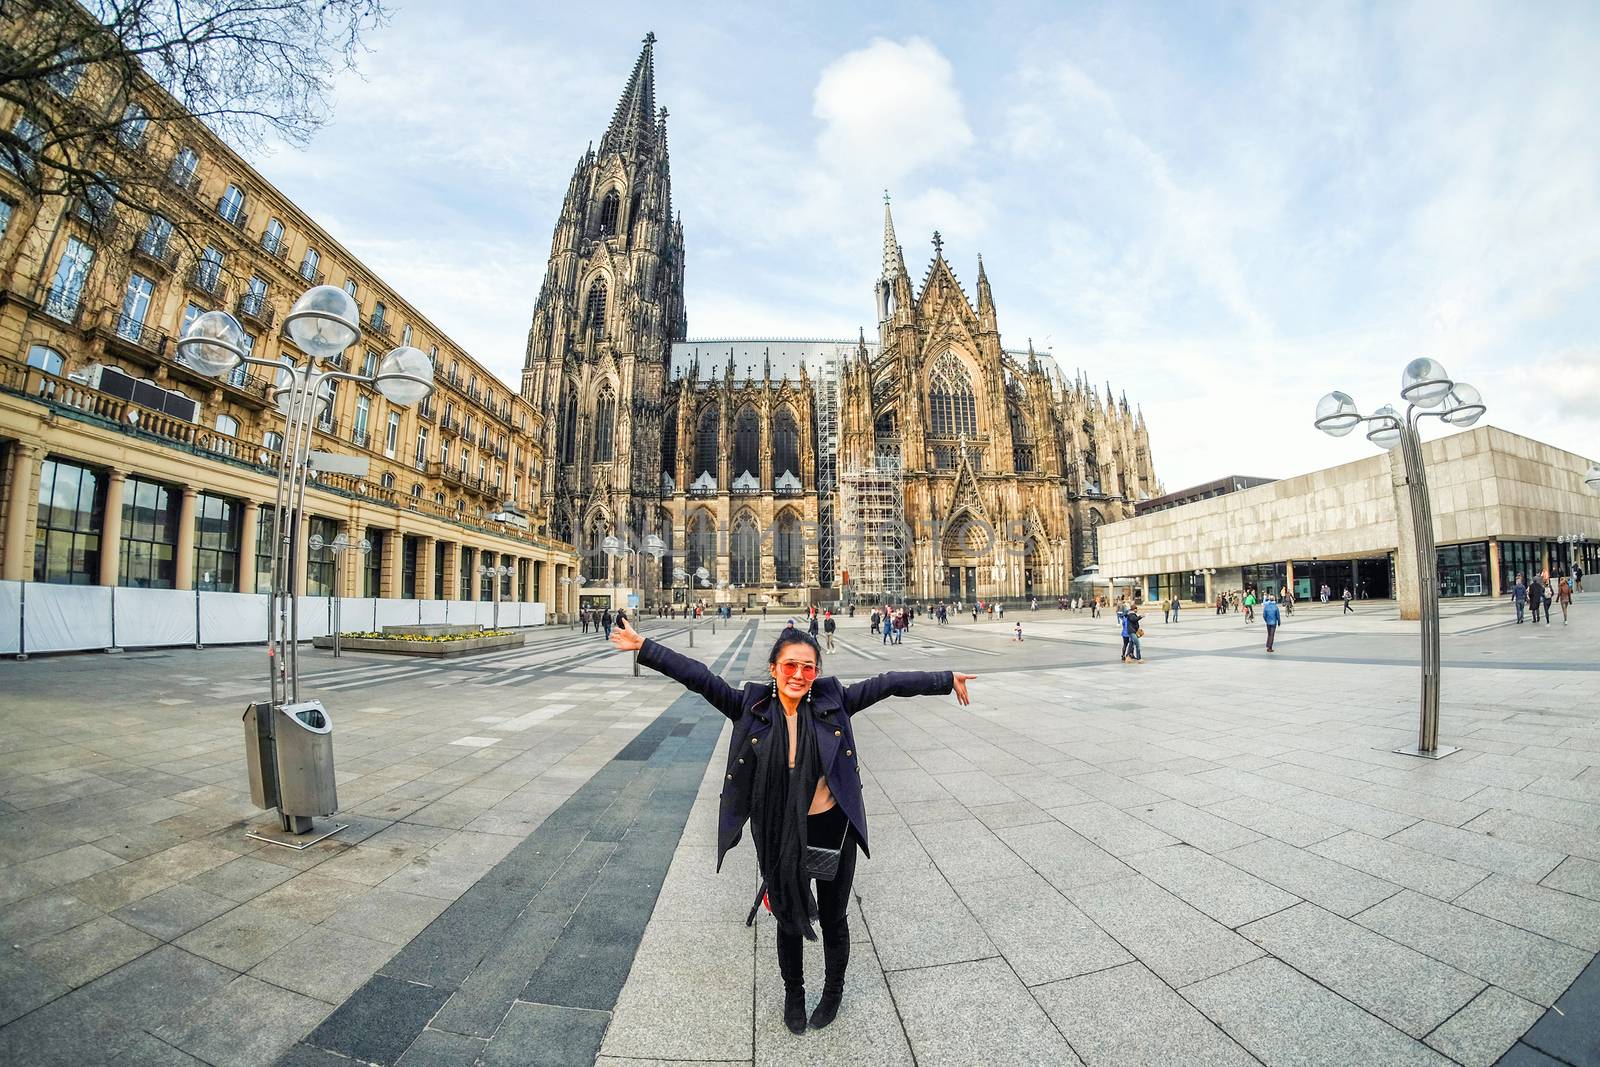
[{"xmin": 522, "ymin": 38, "xmax": 1160, "ymax": 607}]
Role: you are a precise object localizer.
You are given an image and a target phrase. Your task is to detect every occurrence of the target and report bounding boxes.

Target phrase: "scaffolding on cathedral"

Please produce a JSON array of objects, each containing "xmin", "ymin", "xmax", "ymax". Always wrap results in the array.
[
  {"xmin": 814, "ymin": 352, "xmax": 841, "ymax": 594},
  {"xmin": 839, "ymin": 454, "xmax": 907, "ymax": 605}
]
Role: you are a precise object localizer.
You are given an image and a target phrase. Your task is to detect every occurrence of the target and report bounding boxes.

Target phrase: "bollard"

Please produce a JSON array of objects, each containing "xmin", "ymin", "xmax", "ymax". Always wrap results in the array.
[
  {"xmin": 632, "ymin": 649, "xmax": 640, "ymax": 676},
  {"xmin": 689, "ymin": 624, "xmax": 694, "ymax": 647}
]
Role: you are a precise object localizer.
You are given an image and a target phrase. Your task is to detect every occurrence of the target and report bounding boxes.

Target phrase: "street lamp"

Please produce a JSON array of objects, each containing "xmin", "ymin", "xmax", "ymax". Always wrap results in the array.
[
  {"xmin": 478, "ymin": 563, "xmax": 512, "ymax": 629},
  {"xmin": 1314, "ymin": 358, "xmax": 1485, "ymax": 760},
  {"xmin": 602, "ymin": 534, "xmax": 627, "ymax": 614},
  {"xmin": 312, "ymin": 533, "xmax": 370, "ymax": 657},
  {"xmin": 1586, "ymin": 464, "xmax": 1600, "ymax": 492},
  {"xmin": 178, "ymin": 284, "xmax": 434, "ymax": 836},
  {"xmin": 644, "ymin": 533, "xmax": 666, "ymax": 615}
]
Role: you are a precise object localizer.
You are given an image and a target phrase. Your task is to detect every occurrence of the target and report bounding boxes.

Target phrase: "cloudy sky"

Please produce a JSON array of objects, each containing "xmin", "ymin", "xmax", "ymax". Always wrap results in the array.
[{"xmin": 252, "ymin": 0, "xmax": 1600, "ymax": 489}]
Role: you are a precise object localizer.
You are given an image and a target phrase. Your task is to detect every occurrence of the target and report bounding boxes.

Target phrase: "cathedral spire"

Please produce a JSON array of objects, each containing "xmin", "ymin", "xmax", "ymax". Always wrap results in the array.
[
  {"xmin": 600, "ymin": 32, "xmax": 657, "ymax": 155},
  {"xmin": 881, "ymin": 190, "xmax": 901, "ymax": 280}
]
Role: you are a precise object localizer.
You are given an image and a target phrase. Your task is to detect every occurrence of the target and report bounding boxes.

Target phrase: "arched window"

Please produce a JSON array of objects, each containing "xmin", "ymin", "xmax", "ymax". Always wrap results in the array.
[
  {"xmin": 593, "ymin": 385, "xmax": 616, "ymax": 462},
  {"xmin": 694, "ymin": 405, "xmax": 719, "ymax": 484},
  {"xmin": 380, "ymin": 472, "xmax": 395, "ymax": 489},
  {"xmin": 215, "ymin": 414, "xmax": 239, "ymax": 437},
  {"xmin": 584, "ymin": 279, "xmax": 607, "ymax": 340},
  {"xmin": 687, "ymin": 510, "xmax": 717, "ymax": 582},
  {"xmin": 928, "ymin": 352, "xmax": 977, "ymax": 439},
  {"xmin": 583, "ymin": 515, "xmax": 609, "ymax": 582},
  {"xmin": 1008, "ymin": 398, "xmax": 1034, "ymax": 473},
  {"xmin": 1082, "ymin": 450, "xmax": 1101, "ymax": 494},
  {"xmin": 730, "ymin": 514, "xmax": 759, "ymax": 586},
  {"xmin": 1024, "ymin": 538, "xmax": 1041, "ymax": 597},
  {"xmin": 732, "ymin": 408, "xmax": 760, "ymax": 481},
  {"xmin": 560, "ymin": 389, "xmax": 578, "ymax": 464},
  {"xmin": 774, "ymin": 510, "xmax": 803, "ymax": 585},
  {"xmin": 26, "ymin": 344, "xmax": 65, "ymax": 375},
  {"xmin": 661, "ymin": 405, "xmax": 678, "ymax": 486},
  {"xmin": 772, "ymin": 408, "xmax": 799, "ymax": 484},
  {"xmin": 411, "ymin": 483, "xmax": 423, "ymax": 498},
  {"xmin": 628, "ymin": 193, "xmax": 642, "ymax": 243},
  {"xmin": 598, "ymin": 190, "xmax": 621, "ymax": 236}
]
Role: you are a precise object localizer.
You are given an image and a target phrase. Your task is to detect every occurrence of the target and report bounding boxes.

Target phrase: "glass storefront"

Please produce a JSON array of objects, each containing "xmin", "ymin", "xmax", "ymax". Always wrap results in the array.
[
  {"xmin": 1497, "ymin": 540, "xmax": 1540, "ymax": 593},
  {"xmin": 1436, "ymin": 542, "xmax": 1490, "ymax": 598}
]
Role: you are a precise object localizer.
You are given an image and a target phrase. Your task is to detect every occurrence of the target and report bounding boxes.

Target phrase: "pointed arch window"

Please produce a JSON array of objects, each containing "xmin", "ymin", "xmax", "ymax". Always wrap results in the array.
[
  {"xmin": 928, "ymin": 352, "xmax": 977, "ymax": 439},
  {"xmin": 1008, "ymin": 396, "xmax": 1034, "ymax": 473},
  {"xmin": 584, "ymin": 278, "xmax": 607, "ymax": 341},
  {"xmin": 560, "ymin": 389, "xmax": 579, "ymax": 464},
  {"xmin": 772, "ymin": 408, "xmax": 799, "ymax": 486},
  {"xmin": 661, "ymin": 405, "xmax": 678, "ymax": 486},
  {"xmin": 733, "ymin": 408, "xmax": 760, "ymax": 482},
  {"xmin": 774, "ymin": 511, "xmax": 803, "ymax": 586},
  {"xmin": 598, "ymin": 190, "xmax": 621, "ymax": 237},
  {"xmin": 694, "ymin": 405, "xmax": 719, "ymax": 486},
  {"xmin": 1087, "ymin": 508, "xmax": 1104, "ymax": 566},
  {"xmin": 593, "ymin": 385, "xmax": 616, "ymax": 462},
  {"xmin": 730, "ymin": 514, "xmax": 759, "ymax": 586},
  {"xmin": 583, "ymin": 516, "xmax": 609, "ymax": 582},
  {"xmin": 687, "ymin": 510, "xmax": 717, "ymax": 582}
]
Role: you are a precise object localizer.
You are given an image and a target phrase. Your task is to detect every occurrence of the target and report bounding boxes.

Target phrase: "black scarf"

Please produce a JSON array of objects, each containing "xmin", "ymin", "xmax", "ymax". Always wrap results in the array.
[{"xmin": 750, "ymin": 686, "xmax": 823, "ymax": 940}]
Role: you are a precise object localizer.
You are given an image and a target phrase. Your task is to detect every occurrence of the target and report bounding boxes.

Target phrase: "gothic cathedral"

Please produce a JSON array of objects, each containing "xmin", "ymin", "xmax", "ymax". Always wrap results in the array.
[{"xmin": 521, "ymin": 36, "xmax": 1160, "ymax": 608}]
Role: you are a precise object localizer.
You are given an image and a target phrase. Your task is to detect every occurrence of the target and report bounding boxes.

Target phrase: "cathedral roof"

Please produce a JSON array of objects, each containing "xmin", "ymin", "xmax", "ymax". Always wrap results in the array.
[{"xmin": 670, "ymin": 339, "xmax": 873, "ymax": 384}]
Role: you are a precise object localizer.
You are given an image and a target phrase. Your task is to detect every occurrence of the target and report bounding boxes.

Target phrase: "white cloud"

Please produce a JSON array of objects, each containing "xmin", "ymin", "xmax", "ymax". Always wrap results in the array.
[{"xmin": 813, "ymin": 37, "xmax": 974, "ymax": 180}]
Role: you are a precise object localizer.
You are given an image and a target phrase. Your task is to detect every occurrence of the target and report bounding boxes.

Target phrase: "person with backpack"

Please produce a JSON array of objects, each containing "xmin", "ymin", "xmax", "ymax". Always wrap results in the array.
[
  {"xmin": 1262, "ymin": 595, "xmax": 1281, "ymax": 652},
  {"xmin": 1542, "ymin": 574, "xmax": 1555, "ymax": 626}
]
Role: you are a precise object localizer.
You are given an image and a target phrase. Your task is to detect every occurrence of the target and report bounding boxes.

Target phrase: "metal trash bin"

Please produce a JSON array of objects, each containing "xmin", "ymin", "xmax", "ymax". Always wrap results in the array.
[
  {"xmin": 273, "ymin": 700, "xmax": 338, "ymax": 831},
  {"xmin": 243, "ymin": 702, "xmax": 280, "ymax": 811}
]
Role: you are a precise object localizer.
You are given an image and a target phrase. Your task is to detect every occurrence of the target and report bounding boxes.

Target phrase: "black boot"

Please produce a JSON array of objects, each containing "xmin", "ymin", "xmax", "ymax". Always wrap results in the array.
[
  {"xmin": 809, "ymin": 920, "xmax": 850, "ymax": 1029},
  {"xmin": 776, "ymin": 932, "xmax": 807, "ymax": 1034}
]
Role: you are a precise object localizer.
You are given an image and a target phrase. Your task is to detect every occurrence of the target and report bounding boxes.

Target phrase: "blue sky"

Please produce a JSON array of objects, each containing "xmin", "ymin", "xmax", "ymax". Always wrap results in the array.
[{"xmin": 252, "ymin": 0, "xmax": 1600, "ymax": 488}]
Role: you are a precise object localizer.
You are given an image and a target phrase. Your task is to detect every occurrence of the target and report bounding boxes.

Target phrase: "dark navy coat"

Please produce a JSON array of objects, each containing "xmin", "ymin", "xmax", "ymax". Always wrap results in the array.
[{"xmin": 637, "ymin": 638, "xmax": 953, "ymax": 870}]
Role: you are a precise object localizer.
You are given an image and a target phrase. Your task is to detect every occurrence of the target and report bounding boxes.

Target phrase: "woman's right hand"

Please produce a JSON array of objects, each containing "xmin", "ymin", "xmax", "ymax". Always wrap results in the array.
[{"xmin": 610, "ymin": 617, "xmax": 645, "ymax": 652}]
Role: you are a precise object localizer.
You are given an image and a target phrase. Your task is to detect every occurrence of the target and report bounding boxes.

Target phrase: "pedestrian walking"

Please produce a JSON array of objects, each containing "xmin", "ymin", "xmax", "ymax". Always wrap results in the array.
[
  {"xmin": 1121, "ymin": 606, "xmax": 1144, "ymax": 662},
  {"xmin": 1529, "ymin": 576, "xmax": 1545, "ymax": 624},
  {"xmin": 608, "ymin": 617, "xmax": 975, "ymax": 1034},
  {"xmin": 1542, "ymin": 576, "xmax": 1555, "ymax": 626},
  {"xmin": 808, "ymin": 615, "xmax": 820, "ymax": 640},
  {"xmin": 1342, "ymin": 588, "xmax": 1354, "ymax": 615},
  {"xmin": 870, "ymin": 610, "xmax": 880, "ymax": 637},
  {"xmin": 600, "ymin": 608, "xmax": 614, "ymax": 636},
  {"xmin": 1512, "ymin": 575, "xmax": 1527, "ymax": 623},
  {"xmin": 1171, "ymin": 596, "xmax": 1181, "ymax": 622},
  {"xmin": 1557, "ymin": 578, "xmax": 1572, "ymax": 624},
  {"xmin": 1243, "ymin": 591, "xmax": 1256, "ymax": 623},
  {"xmin": 1262, "ymin": 596, "xmax": 1281, "ymax": 652},
  {"xmin": 1163, "ymin": 598, "xmax": 1171, "ymax": 624},
  {"xmin": 1012, "ymin": 621, "xmax": 1023, "ymax": 642},
  {"xmin": 1575, "ymin": 563, "xmax": 1585, "ymax": 594}
]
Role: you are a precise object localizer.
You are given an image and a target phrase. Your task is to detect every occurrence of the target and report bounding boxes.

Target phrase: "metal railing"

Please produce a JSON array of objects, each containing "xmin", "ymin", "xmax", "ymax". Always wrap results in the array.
[
  {"xmin": 131, "ymin": 232, "xmax": 178, "ymax": 273},
  {"xmin": 236, "ymin": 292, "xmax": 275, "ymax": 329},
  {"xmin": 186, "ymin": 264, "xmax": 228, "ymax": 301}
]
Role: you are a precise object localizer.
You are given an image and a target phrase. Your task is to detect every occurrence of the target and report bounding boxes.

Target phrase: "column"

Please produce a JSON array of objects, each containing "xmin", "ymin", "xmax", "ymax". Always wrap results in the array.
[
  {"xmin": 1284, "ymin": 559, "xmax": 1295, "ymax": 599},
  {"xmin": 463, "ymin": 546, "xmax": 477, "ymax": 601},
  {"xmin": 337, "ymin": 520, "xmax": 358, "ymax": 597},
  {"xmin": 174, "ymin": 486, "xmax": 198, "ymax": 590},
  {"xmin": 1488, "ymin": 540, "xmax": 1502, "ymax": 597},
  {"xmin": 417, "ymin": 535, "xmax": 436, "ymax": 600},
  {"xmin": 1389, "ymin": 448, "xmax": 1422, "ymax": 621},
  {"xmin": 99, "ymin": 470, "xmax": 127, "ymax": 587},
  {"xmin": 293, "ymin": 510, "xmax": 310, "ymax": 597},
  {"xmin": 381, "ymin": 524, "xmax": 403, "ymax": 597},
  {"xmin": 1203, "ymin": 569, "xmax": 1214, "ymax": 605},
  {"xmin": 238, "ymin": 500, "xmax": 260, "ymax": 594},
  {"xmin": 441, "ymin": 540, "xmax": 458, "ymax": 600},
  {"xmin": 2, "ymin": 444, "xmax": 41, "ymax": 581}
]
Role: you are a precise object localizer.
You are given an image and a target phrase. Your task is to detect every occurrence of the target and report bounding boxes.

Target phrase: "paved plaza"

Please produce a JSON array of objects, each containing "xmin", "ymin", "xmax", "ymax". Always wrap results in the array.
[{"xmin": 1, "ymin": 600, "xmax": 1598, "ymax": 1066}]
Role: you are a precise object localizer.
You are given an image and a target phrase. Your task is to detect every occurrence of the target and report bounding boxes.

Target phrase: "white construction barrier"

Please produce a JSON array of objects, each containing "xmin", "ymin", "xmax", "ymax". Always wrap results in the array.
[{"xmin": 2, "ymin": 584, "xmax": 548, "ymax": 655}]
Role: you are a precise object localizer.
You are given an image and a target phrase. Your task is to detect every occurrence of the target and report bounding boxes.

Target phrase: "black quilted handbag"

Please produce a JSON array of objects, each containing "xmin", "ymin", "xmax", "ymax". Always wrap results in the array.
[{"xmin": 804, "ymin": 821, "xmax": 849, "ymax": 881}]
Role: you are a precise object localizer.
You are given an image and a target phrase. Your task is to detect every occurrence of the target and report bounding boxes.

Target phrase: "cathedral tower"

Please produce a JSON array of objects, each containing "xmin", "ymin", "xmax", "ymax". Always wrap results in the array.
[{"xmin": 521, "ymin": 33, "xmax": 686, "ymax": 573}]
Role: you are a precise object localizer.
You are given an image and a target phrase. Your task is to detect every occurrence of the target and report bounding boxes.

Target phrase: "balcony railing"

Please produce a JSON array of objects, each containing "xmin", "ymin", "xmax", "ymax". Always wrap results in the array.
[
  {"xmin": 417, "ymin": 400, "xmax": 435, "ymax": 422},
  {"xmin": 131, "ymin": 232, "xmax": 178, "ymax": 274},
  {"xmin": 297, "ymin": 264, "xmax": 325, "ymax": 286},
  {"xmin": 185, "ymin": 264, "xmax": 227, "ymax": 302},
  {"xmin": 439, "ymin": 413, "xmax": 459, "ymax": 435},
  {"xmin": 259, "ymin": 231, "xmax": 287, "ymax": 260},
  {"xmin": 113, "ymin": 314, "xmax": 166, "ymax": 352},
  {"xmin": 351, "ymin": 429, "xmax": 371, "ymax": 450},
  {"xmin": 365, "ymin": 314, "xmax": 392, "ymax": 341},
  {"xmin": 236, "ymin": 292, "xmax": 274, "ymax": 329},
  {"xmin": 165, "ymin": 167, "xmax": 201, "ymax": 198},
  {"xmin": 41, "ymin": 287, "xmax": 83, "ymax": 324}
]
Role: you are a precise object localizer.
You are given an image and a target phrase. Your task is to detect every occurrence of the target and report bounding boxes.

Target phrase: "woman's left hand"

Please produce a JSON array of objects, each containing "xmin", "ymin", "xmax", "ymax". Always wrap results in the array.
[{"xmin": 952, "ymin": 673, "xmax": 977, "ymax": 706}]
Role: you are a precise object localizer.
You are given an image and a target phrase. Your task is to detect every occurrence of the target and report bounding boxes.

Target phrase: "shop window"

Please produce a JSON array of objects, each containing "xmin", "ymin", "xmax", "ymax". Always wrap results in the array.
[
  {"xmin": 194, "ymin": 494, "xmax": 239, "ymax": 591},
  {"xmin": 33, "ymin": 458, "xmax": 104, "ymax": 584},
  {"xmin": 119, "ymin": 476, "xmax": 179, "ymax": 588}
]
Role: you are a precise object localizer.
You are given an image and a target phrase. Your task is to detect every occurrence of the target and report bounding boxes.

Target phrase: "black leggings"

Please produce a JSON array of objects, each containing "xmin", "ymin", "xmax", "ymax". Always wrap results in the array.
[{"xmin": 776, "ymin": 804, "xmax": 857, "ymax": 992}]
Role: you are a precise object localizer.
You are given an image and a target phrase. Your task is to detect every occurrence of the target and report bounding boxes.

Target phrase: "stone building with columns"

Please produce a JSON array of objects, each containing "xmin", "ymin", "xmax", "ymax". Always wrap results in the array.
[
  {"xmin": 523, "ymin": 36, "xmax": 1160, "ymax": 608},
  {"xmin": 0, "ymin": 27, "xmax": 579, "ymax": 624}
]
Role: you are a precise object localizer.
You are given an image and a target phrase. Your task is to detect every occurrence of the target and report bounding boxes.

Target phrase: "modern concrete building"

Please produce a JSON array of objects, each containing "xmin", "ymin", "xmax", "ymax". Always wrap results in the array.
[
  {"xmin": 1135, "ymin": 475, "xmax": 1276, "ymax": 516},
  {"xmin": 1098, "ymin": 426, "xmax": 1600, "ymax": 615}
]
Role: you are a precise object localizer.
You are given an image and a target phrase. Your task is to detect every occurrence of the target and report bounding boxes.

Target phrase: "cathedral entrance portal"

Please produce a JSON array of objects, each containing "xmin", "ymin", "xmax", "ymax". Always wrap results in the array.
[{"xmin": 942, "ymin": 513, "xmax": 990, "ymax": 602}]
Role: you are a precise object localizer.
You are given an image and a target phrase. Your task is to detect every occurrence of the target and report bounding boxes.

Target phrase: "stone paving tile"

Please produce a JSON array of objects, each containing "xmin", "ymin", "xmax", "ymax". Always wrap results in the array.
[
  {"xmin": 967, "ymin": 799, "xmax": 1053, "ymax": 830},
  {"xmin": 1217, "ymin": 837, "xmax": 1401, "ymax": 917},
  {"xmin": 1520, "ymin": 953, "xmax": 1600, "ymax": 1067},
  {"xmin": 174, "ymin": 905, "xmax": 307, "ymax": 971},
  {"xmin": 112, "ymin": 883, "xmax": 236, "ymax": 941},
  {"xmin": 954, "ymin": 871, "xmax": 1132, "ymax": 986},
  {"xmin": 1201, "ymin": 794, "xmax": 1344, "ymax": 846},
  {"xmin": 1034, "ymin": 961, "xmax": 1257, "ymax": 1067},
  {"xmin": 480, "ymin": 1001, "xmax": 611, "ymax": 1067},
  {"xmin": 859, "ymin": 891, "xmax": 996, "ymax": 972},
  {"xmin": 249, "ymin": 927, "xmax": 398, "ymax": 1004},
  {"xmin": 1308, "ymin": 829, "xmax": 1490, "ymax": 901},
  {"xmin": 0, "ymin": 887, "xmax": 101, "ymax": 946},
  {"xmin": 1124, "ymin": 799, "xmax": 1264, "ymax": 854},
  {"xmin": 888, "ymin": 956, "xmax": 1082, "ymax": 1066},
  {"xmin": 993, "ymin": 819, "xmax": 1133, "ymax": 891},
  {"xmin": 1123, "ymin": 844, "xmax": 1299, "ymax": 928},
  {"xmin": 183, "ymin": 855, "xmax": 297, "ymax": 903},
  {"xmin": 1241, "ymin": 901, "xmax": 1484, "ymax": 1037},
  {"xmin": 1423, "ymin": 986, "xmax": 1545, "ymax": 1067},
  {"xmin": 1049, "ymin": 801, "xmax": 1180, "ymax": 858},
  {"xmin": 1387, "ymin": 820, "xmax": 1566, "ymax": 881},
  {"xmin": 1541, "ymin": 855, "xmax": 1600, "ymax": 902},
  {"xmin": 393, "ymin": 1029, "xmax": 487, "ymax": 1066},
  {"xmin": 913, "ymin": 818, "xmax": 1034, "ymax": 885},
  {"xmin": 1182, "ymin": 957, "xmax": 1453, "ymax": 1065},
  {"xmin": 0, "ymin": 945, "xmax": 69, "ymax": 1026},
  {"xmin": 1066, "ymin": 874, "xmax": 1262, "ymax": 987},
  {"xmin": 303, "ymin": 972, "xmax": 452, "ymax": 1065},
  {"xmin": 600, "ymin": 919, "xmax": 752, "ymax": 1061},
  {"xmin": 320, "ymin": 886, "xmax": 450, "ymax": 946},
  {"xmin": 1356, "ymin": 890, "xmax": 1590, "ymax": 1006},
  {"xmin": 25, "ymin": 914, "xmax": 159, "ymax": 988},
  {"xmin": 428, "ymin": 909, "xmax": 567, "ymax": 1038},
  {"xmin": 66, "ymin": 841, "xmax": 239, "ymax": 911},
  {"xmin": 249, "ymin": 871, "xmax": 372, "ymax": 923},
  {"xmin": 1452, "ymin": 872, "xmax": 1600, "ymax": 951},
  {"xmin": 1465, "ymin": 807, "xmax": 1600, "ymax": 863},
  {"xmin": 18, "ymin": 842, "xmax": 125, "ymax": 886},
  {"xmin": 155, "ymin": 975, "xmax": 332, "ymax": 1067}
]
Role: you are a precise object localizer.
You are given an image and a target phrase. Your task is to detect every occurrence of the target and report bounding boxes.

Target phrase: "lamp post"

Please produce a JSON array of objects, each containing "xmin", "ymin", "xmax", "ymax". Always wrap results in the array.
[
  {"xmin": 560, "ymin": 576, "xmax": 573, "ymax": 629},
  {"xmin": 602, "ymin": 534, "xmax": 626, "ymax": 615},
  {"xmin": 178, "ymin": 285, "xmax": 434, "ymax": 835},
  {"xmin": 642, "ymin": 533, "xmax": 666, "ymax": 616},
  {"xmin": 313, "ymin": 533, "xmax": 370, "ymax": 657},
  {"xmin": 1314, "ymin": 358, "xmax": 1485, "ymax": 760},
  {"xmin": 478, "ymin": 563, "xmax": 512, "ymax": 629}
]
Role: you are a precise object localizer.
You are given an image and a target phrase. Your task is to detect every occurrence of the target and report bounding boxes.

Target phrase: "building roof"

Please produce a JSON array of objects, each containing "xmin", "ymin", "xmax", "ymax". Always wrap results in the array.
[{"xmin": 1135, "ymin": 475, "xmax": 1277, "ymax": 515}]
